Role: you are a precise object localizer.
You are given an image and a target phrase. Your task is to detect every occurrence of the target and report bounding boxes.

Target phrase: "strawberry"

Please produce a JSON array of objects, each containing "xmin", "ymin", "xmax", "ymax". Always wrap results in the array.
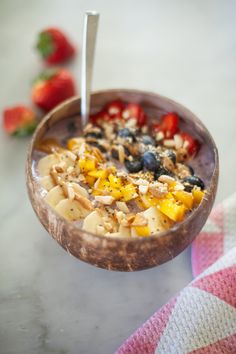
[
  {"xmin": 104, "ymin": 100, "xmax": 125, "ymax": 119},
  {"xmin": 122, "ymin": 103, "xmax": 147, "ymax": 126},
  {"xmin": 180, "ymin": 132, "xmax": 199, "ymax": 155},
  {"xmin": 153, "ymin": 112, "xmax": 179, "ymax": 138},
  {"xmin": 36, "ymin": 27, "xmax": 76, "ymax": 65},
  {"xmin": 32, "ymin": 69, "xmax": 76, "ymax": 112},
  {"xmin": 3, "ymin": 105, "xmax": 37, "ymax": 136},
  {"xmin": 90, "ymin": 110, "xmax": 110, "ymax": 125}
]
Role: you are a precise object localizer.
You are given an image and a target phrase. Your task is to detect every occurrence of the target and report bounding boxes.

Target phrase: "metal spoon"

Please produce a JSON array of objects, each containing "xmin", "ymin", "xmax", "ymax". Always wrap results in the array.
[{"xmin": 81, "ymin": 11, "xmax": 100, "ymax": 128}]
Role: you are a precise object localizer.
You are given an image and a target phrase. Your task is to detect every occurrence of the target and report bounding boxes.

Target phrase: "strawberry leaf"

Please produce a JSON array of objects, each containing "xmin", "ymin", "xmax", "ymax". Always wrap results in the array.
[{"xmin": 36, "ymin": 31, "xmax": 54, "ymax": 58}]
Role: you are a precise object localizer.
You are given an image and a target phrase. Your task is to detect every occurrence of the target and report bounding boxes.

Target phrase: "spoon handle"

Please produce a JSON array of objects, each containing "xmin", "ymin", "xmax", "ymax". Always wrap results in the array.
[{"xmin": 81, "ymin": 11, "xmax": 99, "ymax": 127}]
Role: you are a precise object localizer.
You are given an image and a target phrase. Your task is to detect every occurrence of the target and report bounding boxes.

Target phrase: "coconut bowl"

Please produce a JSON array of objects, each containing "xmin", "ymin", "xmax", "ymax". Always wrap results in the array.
[{"xmin": 26, "ymin": 89, "xmax": 219, "ymax": 271}]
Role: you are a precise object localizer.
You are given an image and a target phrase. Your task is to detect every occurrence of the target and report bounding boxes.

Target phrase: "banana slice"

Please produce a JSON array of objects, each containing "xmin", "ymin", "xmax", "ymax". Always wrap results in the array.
[
  {"xmin": 40, "ymin": 175, "xmax": 55, "ymax": 191},
  {"xmin": 37, "ymin": 154, "xmax": 60, "ymax": 177},
  {"xmin": 82, "ymin": 210, "xmax": 103, "ymax": 234},
  {"xmin": 45, "ymin": 185, "xmax": 65, "ymax": 207},
  {"xmin": 118, "ymin": 225, "xmax": 131, "ymax": 237},
  {"xmin": 55, "ymin": 199, "xmax": 83, "ymax": 221},
  {"xmin": 143, "ymin": 206, "xmax": 172, "ymax": 234}
]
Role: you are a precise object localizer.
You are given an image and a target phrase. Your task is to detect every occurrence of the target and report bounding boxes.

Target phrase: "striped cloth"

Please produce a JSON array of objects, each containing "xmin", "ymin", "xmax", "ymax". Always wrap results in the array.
[{"xmin": 116, "ymin": 193, "xmax": 236, "ymax": 353}]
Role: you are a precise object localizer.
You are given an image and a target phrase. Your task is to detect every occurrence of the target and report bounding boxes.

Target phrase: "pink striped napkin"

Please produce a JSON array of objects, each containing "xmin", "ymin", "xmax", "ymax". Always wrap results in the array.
[{"xmin": 116, "ymin": 193, "xmax": 236, "ymax": 353}]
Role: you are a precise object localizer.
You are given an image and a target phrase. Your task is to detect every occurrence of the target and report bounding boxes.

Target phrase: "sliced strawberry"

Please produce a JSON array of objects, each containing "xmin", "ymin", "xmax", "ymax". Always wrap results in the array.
[
  {"xmin": 32, "ymin": 69, "xmax": 76, "ymax": 112},
  {"xmin": 36, "ymin": 27, "xmax": 76, "ymax": 65},
  {"xmin": 90, "ymin": 110, "xmax": 110, "ymax": 125},
  {"xmin": 122, "ymin": 103, "xmax": 147, "ymax": 126},
  {"xmin": 3, "ymin": 105, "xmax": 37, "ymax": 136},
  {"xmin": 104, "ymin": 100, "xmax": 125, "ymax": 119},
  {"xmin": 160, "ymin": 112, "xmax": 179, "ymax": 138},
  {"xmin": 180, "ymin": 132, "xmax": 199, "ymax": 155}
]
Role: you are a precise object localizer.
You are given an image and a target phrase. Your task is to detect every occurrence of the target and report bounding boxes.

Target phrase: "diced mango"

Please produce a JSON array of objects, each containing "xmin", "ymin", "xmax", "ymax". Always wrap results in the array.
[
  {"xmin": 109, "ymin": 188, "xmax": 122, "ymax": 200},
  {"xmin": 173, "ymin": 191, "xmax": 193, "ymax": 209},
  {"xmin": 134, "ymin": 225, "xmax": 150, "ymax": 237},
  {"xmin": 159, "ymin": 199, "xmax": 186, "ymax": 222},
  {"xmin": 192, "ymin": 188, "xmax": 205, "ymax": 205},
  {"xmin": 79, "ymin": 158, "xmax": 96, "ymax": 172},
  {"xmin": 139, "ymin": 193, "xmax": 163, "ymax": 209},
  {"xmin": 85, "ymin": 175, "xmax": 96, "ymax": 187},
  {"xmin": 108, "ymin": 174, "xmax": 122, "ymax": 189},
  {"xmin": 121, "ymin": 184, "xmax": 137, "ymax": 202},
  {"xmin": 88, "ymin": 169, "xmax": 108, "ymax": 179},
  {"xmin": 67, "ymin": 138, "xmax": 81, "ymax": 151}
]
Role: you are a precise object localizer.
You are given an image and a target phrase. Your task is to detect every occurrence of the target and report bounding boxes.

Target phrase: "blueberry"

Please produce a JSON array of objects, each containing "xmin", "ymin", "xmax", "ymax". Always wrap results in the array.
[
  {"xmin": 166, "ymin": 150, "xmax": 176, "ymax": 164},
  {"xmin": 186, "ymin": 165, "xmax": 194, "ymax": 175},
  {"xmin": 85, "ymin": 131, "xmax": 103, "ymax": 139},
  {"xmin": 142, "ymin": 151, "xmax": 161, "ymax": 172},
  {"xmin": 118, "ymin": 128, "xmax": 135, "ymax": 141},
  {"xmin": 125, "ymin": 159, "xmax": 143, "ymax": 173},
  {"xmin": 154, "ymin": 167, "xmax": 173, "ymax": 180},
  {"xmin": 182, "ymin": 175, "xmax": 205, "ymax": 191},
  {"xmin": 111, "ymin": 146, "xmax": 131, "ymax": 160},
  {"xmin": 141, "ymin": 135, "xmax": 156, "ymax": 146}
]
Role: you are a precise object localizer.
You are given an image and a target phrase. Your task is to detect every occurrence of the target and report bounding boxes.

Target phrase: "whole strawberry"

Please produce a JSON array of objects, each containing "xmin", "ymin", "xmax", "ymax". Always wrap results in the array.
[
  {"xmin": 32, "ymin": 69, "xmax": 76, "ymax": 112},
  {"xmin": 36, "ymin": 27, "xmax": 76, "ymax": 65},
  {"xmin": 3, "ymin": 105, "xmax": 37, "ymax": 136}
]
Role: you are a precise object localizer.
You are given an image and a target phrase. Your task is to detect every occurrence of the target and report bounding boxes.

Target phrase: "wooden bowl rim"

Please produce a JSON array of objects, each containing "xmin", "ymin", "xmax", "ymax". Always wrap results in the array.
[{"xmin": 27, "ymin": 89, "xmax": 219, "ymax": 246}]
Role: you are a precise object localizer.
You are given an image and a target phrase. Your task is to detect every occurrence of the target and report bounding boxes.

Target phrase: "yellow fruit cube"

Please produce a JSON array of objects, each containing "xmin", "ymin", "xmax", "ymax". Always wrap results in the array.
[
  {"xmin": 79, "ymin": 158, "xmax": 96, "ymax": 172},
  {"xmin": 140, "ymin": 194, "xmax": 160, "ymax": 208},
  {"xmin": 108, "ymin": 174, "xmax": 122, "ymax": 189},
  {"xmin": 134, "ymin": 225, "xmax": 150, "ymax": 237},
  {"xmin": 85, "ymin": 175, "xmax": 96, "ymax": 187},
  {"xmin": 88, "ymin": 169, "xmax": 108, "ymax": 179},
  {"xmin": 173, "ymin": 191, "xmax": 193, "ymax": 209},
  {"xmin": 159, "ymin": 199, "xmax": 186, "ymax": 222},
  {"xmin": 121, "ymin": 184, "xmax": 137, "ymax": 202},
  {"xmin": 67, "ymin": 138, "xmax": 80, "ymax": 151},
  {"xmin": 109, "ymin": 188, "xmax": 122, "ymax": 200},
  {"xmin": 192, "ymin": 188, "xmax": 205, "ymax": 205}
]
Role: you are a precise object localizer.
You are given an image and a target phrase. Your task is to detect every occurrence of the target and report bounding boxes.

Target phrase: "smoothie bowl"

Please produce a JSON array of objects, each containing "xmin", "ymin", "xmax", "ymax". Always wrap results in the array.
[{"xmin": 26, "ymin": 89, "xmax": 218, "ymax": 271}]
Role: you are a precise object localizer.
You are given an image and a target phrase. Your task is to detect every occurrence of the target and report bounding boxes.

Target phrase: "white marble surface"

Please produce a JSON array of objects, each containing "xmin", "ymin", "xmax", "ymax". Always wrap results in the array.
[{"xmin": 1, "ymin": 1, "xmax": 236, "ymax": 353}]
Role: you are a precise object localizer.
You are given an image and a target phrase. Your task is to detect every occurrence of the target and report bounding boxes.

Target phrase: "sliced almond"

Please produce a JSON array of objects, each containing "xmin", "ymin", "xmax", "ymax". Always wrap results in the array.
[
  {"xmin": 75, "ymin": 193, "xmax": 93, "ymax": 210},
  {"xmin": 163, "ymin": 139, "xmax": 175, "ymax": 148},
  {"xmin": 131, "ymin": 213, "xmax": 148, "ymax": 227},
  {"xmin": 158, "ymin": 175, "xmax": 175, "ymax": 184},
  {"xmin": 174, "ymin": 134, "xmax": 183, "ymax": 149},
  {"xmin": 118, "ymin": 145, "xmax": 125, "ymax": 164},
  {"xmin": 139, "ymin": 184, "xmax": 149, "ymax": 194},
  {"xmin": 71, "ymin": 182, "xmax": 89, "ymax": 198},
  {"xmin": 94, "ymin": 195, "xmax": 115, "ymax": 205},
  {"xmin": 116, "ymin": 201, "xmax": 130, "ymax": 213},
  {"xmin": 155, "ymin": 131, "xmax": 164, "ymax": 141},
  {"xmin": 65, "ymin": 150, "xmax": 77, "ymax": 162}
]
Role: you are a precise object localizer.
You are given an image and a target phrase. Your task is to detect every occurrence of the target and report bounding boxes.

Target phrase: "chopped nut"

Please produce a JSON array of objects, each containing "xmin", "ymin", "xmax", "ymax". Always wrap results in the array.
[
  {"xmin": 139, "ymin": 184, "xmax": 149, "ymax": 194},
  {"xmin": 158, "ymin": 175, "xmax": 175, "ymax": 184},
  {"xmin": 176, "ymin": 147, "xmax": 188, "ymax": 162},
  {"xmin": 75, "ymin": 193, "xmax": 93, "ymax": 210},
  {"xmin": 78, "ymin": 142, "xmax": 86, "ymax": 157},
  {"xmin": 116, "ymin": 201, "xmax": 130, "ymax": 213},
  {"xmin": 118, "ymin": 145, "xmax": 125, "ymax": 164},
  {"xmin": 162, "ymin": 156, "xmax": 175, "ymax": 171},
  {"xmin": 66, "ymin": 150, "xmax": 77, "ymax": 161},
  {"xmin": 125, "ymin": 118, "xmax": 137, "ymax": 128},
  {"xmin": 149, "ymin": 182, "xmax": 168, "ymax": 198},
  {"xmin": 183, "ymin": 140, "xmax": 190, "ymax": 150},
  {"xmin": 174, "ymin": 134, "xmax": 183, "ymax": 149},
  {"xmin": 163, "ymin": 139, "xmax": 175, "ymax": 148},
  {"xmin": 131, "ymin": 213, "xmax": 148, "ymax": 226},
  {"xmin": 95, "ymin": 195, "xmax": 115, "ymax": 205},
  {"xmin": 156, "ymin": 131, "xmax": 164, "ymax": 141}
]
